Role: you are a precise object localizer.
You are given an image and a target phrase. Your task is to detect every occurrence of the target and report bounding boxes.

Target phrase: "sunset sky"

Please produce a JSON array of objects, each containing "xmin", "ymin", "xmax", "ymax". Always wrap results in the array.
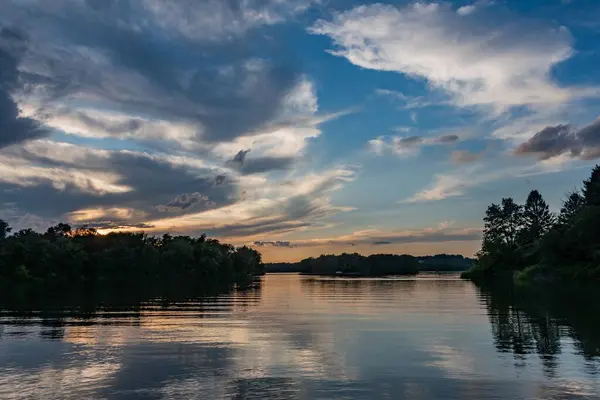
[{"xmin": 1, "ymin": 0, "xmax": 600, "ymax": 262}]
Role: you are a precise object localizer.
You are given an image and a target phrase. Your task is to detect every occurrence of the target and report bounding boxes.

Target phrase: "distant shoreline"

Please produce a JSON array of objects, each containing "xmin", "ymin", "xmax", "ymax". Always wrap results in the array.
[{"xmin": 265, "ymin": 253, "xmax": 473, "ymax": 276}]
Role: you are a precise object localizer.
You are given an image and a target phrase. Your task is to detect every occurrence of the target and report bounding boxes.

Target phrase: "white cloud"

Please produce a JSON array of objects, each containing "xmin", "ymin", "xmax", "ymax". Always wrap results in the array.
[
  {"xmin": 457, "ymin": 5, "xmax": 476, "ymax": 16},
  {"xmin": 368, "ymin": 133, "xmax": 459, "ymax": 157},
  {"xmin": 310, "ymin": 3, "xmax": 580, "ymax": 113},
  {"xmin": 404, "ymin": 160, "xmax": 575, "ymax": 203},
  {"xmin": 375, "ymin": 88, "xmax": 440, "ymax": 109},
  {"xmin": 283, "ymin": 77, "xmax": 319, "ymax": 115},
  {"xmin": 0, "ymin": 150, "xmax": 132, "ymax": 195},
  {"xmin": 141, "ymin": 0, "xmax": 321, "ymax": 41},
  {"xmin": 367, "ymin": 137, "xmax": 386, "ymax": 155}
]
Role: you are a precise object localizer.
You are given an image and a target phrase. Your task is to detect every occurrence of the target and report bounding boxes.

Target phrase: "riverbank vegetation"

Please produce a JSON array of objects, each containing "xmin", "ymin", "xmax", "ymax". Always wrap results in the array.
[
  {"xmin": 462, "ymin": 165, "xmax": 600, "ymax": 284},
  {"xmin": 266, "ymin": 254, "xmax": 473, "ymax": 274},
  {"xmin": 299, "ymin": 253, "xmax": 420, "ymax": 276},
  {"xmin": 0, "ymin": 221, "xmax": 264, "ymax": 294}
]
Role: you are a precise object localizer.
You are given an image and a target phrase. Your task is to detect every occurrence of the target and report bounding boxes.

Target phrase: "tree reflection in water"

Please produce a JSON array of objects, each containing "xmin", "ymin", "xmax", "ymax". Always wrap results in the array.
[{"xmin": 478, "ymin": 282, "xmax": 600, "ymax": 377}]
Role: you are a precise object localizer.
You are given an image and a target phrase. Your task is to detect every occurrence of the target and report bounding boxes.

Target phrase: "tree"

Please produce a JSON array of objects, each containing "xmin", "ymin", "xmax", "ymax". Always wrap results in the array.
[
  {"xmin": 45, "ymin": 223, "xmax": 72, "ymax": 239},
  {"xmin": 558, "ymin": 191, "xmax": 584, "ymax": 226},
  {"xmin": 583, "ymin": 165, "xmax": 600, "ymax": 206},
  {"xmin": 521, "ymin": 190, "xmax": 555, "ymax": 243},
  {"xmin": 0, "ymin": 219, "xmax": 11, "ymax": 240}
]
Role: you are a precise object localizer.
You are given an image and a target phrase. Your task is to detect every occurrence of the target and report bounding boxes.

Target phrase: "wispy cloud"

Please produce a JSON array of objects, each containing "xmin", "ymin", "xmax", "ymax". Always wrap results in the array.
[
  {"xmin": 311, "ymin": 2, "xmax": 590, "ymax": 113},
  {"xmin": 368, "ymin": 133, "xmax": 459, "ymax": 157},
  {"xmin": 253, "ymin": 222, "xmax": 481, "ymax": 248},
  {"xmin": 403, "ymin": 161, "xmax": 575, "ymax": 203},
  {"xmin": 450, "ymin": 150, "xmax": 484, "ymax": 164}
]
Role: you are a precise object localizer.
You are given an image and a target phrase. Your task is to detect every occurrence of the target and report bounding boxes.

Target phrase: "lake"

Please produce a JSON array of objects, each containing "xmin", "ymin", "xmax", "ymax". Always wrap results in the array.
[{"xmin": 1, "ymin": 274, "xmax": 599, "ymax": 399}]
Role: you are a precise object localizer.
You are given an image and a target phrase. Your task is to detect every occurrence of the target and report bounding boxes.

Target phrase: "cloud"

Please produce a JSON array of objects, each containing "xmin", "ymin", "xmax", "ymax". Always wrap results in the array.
[
  {"xmin": 5, "ymin": 0, "xmax": 305, "ymax": 147},
  {"xmin": 254, "ymin": 240, "xmax": 294, "ymax": 247},
  {"xmin": 0, "ymin": 26, "xmax": 47, "ymax": 148},
  {"xmin": 0, "ymin": 1, "xmax": 357, "ymax": 244},
  {"xmin": 375, "ymin": 88, "xmax": 442, "ymax": 109},
  {"xmin": 514, "ymin": 119, "xmax": 600, "ymax": 160},
  {"xmin": 372, "ymin": 241, "xmax": 392, "ymax": 245},
  {"xmin": 369, "ymin": 133, "xmax": 460, "ymax": 157},
  {"xmin": 457, "ymin": 5, "xmax": 476, "ymax": 16},
  {"xmin": 404, "ymin": 161, "xmax": 570, "ymax": 203},
  {"xmin": 0, "ymin": 141, "xmax": 236, "ymax": 227},
  {"xmin": 69, "ymin": 166, "xmax": 358, "ymax": 240},
  {"xmin": 450, "ymin": 150, "xmax": 483, "ymax": 164},
  {"xmin": 228, "ymin": 149, "xmax": 295, "ymax": 175},
  {"xmin": 310, "ymin": 2, "xmax": 581, "ymax": 113},
  {"xmin": 435, "ymin": 135, "xmax": 460, "ymax": 144},
  {"xmin": 156, "ymin": 193, "xmax": 216, "ymax": 213},
  {"xmin": 138, "ymin": 0, "xmax": 321, "ymax": 41},
  {"xmin": 251, "ymin": 225, "xmax": 481, "ymax": 248}
]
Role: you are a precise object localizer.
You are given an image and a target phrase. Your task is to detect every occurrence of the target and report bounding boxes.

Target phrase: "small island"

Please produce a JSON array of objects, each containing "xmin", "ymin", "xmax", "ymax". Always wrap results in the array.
[
  {"xmin": 462, "ymin": 164, "xmax": 600, "ymax": 284},
  {"xmin": 266, "ymin": 253, "xmax": 473, "ymax": 276},
  {"xmin": 0, "ymin": 222, "xmax": 264, "ymax": 297}
]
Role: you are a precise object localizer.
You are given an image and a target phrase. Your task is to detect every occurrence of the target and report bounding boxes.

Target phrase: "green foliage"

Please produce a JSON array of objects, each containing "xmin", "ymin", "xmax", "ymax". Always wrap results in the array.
[
  {"xmin": 0, "ymin": 222, "xmax": 263, "ymax": 292},
  {"xmin": 464, "ymin": 165, "xmax": 600, "ymax": 284}
]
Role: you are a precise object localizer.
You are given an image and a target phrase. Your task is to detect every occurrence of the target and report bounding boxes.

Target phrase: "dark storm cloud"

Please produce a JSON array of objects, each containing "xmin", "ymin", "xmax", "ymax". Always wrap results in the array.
[
  {"xmin": 514, "ymin": 121, "xmax": 600, "ymax": 160},
  {"xmin": 4, "ymin": 0, "xmax": 300, "ymax": 144},
  {"xmin": 0, "ymin": 26, "xmax": 47, "ymax": 148},
  {"xmin": 229, "ymin": 149, "xmax": 295, "ymax": 175},
  {"xmin": 372, "ymin": 241, "xmax": 392, "ymax": 245}
]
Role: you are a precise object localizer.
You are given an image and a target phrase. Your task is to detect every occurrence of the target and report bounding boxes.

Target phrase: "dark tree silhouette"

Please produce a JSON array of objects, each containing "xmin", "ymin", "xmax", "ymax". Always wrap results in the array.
[
  {"xmin": 0, "ymin": 220, "xmax": 11, "ymax": 240},
  {"xmin": 521, "ymin": 190, "xmax": 555, "ymax": 243},
  {"xmin": 558, "ymin": 191, "xmax": 584, "ymax": 226},
  {"xmin": 463, "ymin": 164, "xmax": 600, "ymax": 283},
  {"xmin": 583, "ymin": 165, "xmax": 600, "ymax": 206},
  {"xmin": 0, "ymin": 220, "xmax": 264, "ymax": 293}
]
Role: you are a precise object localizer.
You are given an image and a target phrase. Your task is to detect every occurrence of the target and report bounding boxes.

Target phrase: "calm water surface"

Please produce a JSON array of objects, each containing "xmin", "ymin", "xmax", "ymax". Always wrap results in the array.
[{"xmin": 1, "ymin": 274, "xmax": 599, "ymax": 399}]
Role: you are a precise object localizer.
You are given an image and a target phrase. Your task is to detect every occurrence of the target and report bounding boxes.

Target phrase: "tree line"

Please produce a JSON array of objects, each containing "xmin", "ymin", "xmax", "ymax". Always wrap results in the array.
[
  {"xmin": 298, "ymin": 253, "xmax": 421, "ymax": 276},
  {"xmin": 463, "ymin": 165, "xmax": 600, "ymax": 283},
  {"xmin": 266, "ymin": 254, "xmax": 473, "ymax": 273},
  {"xmin": 0, "ymin": 221, "xmax": 264, "ymax": 294}
]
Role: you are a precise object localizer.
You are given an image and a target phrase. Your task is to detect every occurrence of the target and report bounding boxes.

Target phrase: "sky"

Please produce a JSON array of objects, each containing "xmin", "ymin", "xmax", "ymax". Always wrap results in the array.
[{"xmin": 1, "ymin": 0, "xmax": 600, "ymax": 262}]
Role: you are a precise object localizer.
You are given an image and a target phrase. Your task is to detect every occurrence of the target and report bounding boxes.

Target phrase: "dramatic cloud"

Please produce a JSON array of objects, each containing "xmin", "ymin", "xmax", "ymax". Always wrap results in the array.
[
  {"xmin": 0, "ymin": 26, "xmax": 47, "ymax": 148},
  {"xmin": 514, "ymin": 120, "xmax": 600, "ymax": 160},
  {"xmin": 0, "ymin": 141, "xmax": 236, "ymax": 228},
  {"xmin": 311, "ymin": 2, "xmax": 579, "ymax": 112},
  {"xmin": 4, "ymin": 0, "xmax": 305, "ymax": 146}
]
